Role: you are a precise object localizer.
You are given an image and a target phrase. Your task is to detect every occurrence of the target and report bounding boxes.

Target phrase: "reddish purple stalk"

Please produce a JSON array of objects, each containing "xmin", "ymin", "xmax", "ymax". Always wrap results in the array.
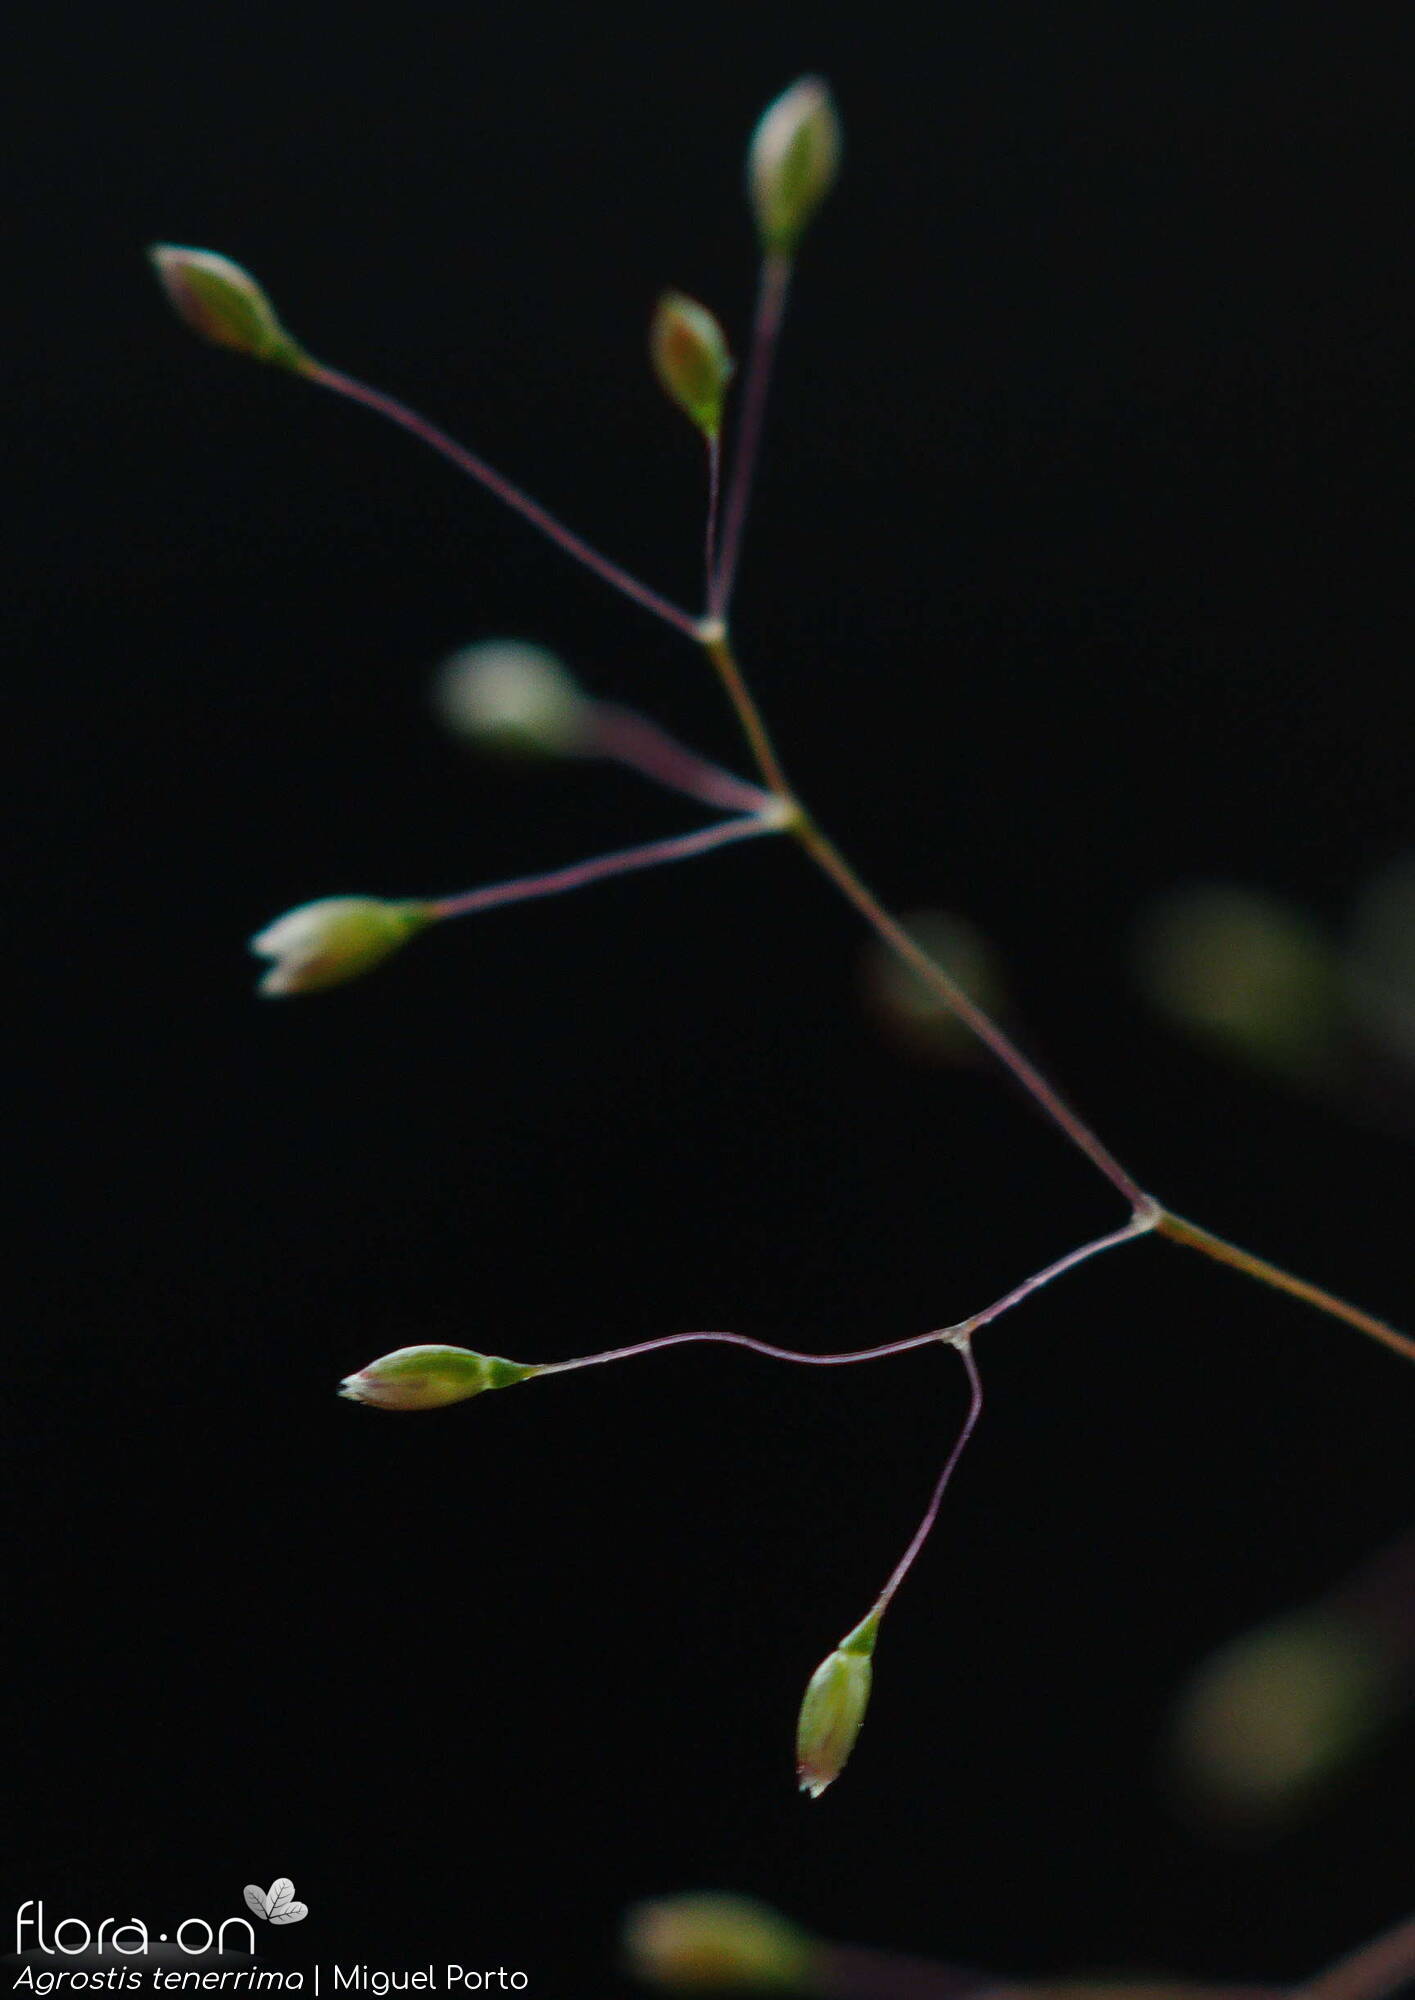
[
  {"xmin": 303, "ymin": 361, "xmax": 701, "ymax": 638},
  {"xmin": 704, "ymin": 432, "xmax": 723, "ymax": 606},
  {"xmin": 872, "ymin": 1338, "xmax": 983, "ymax": 1617},
  {"xmin": 431, "ymin": 814, "xmax": 779, "ymax": 923},
  {"xmin": 538, "ymin": 1214, "xmax": 1154, "ymax": 1377},
  {"xmin": 710, "ymin": 249, "xmax": 792, "ymax": 618},
  {"xmin": 538, "ymin": 1215, "xmax": 1162, "ymax": 1636},
  {"xmin": 587, "ymin": 703, "xmax": 773, "ymax": 816}
]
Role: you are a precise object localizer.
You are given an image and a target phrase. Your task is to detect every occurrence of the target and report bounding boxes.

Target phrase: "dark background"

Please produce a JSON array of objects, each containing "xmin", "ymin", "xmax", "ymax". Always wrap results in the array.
[{"xmin": 8, "ymin": 2, "xmax": 1415, "ymax": 1992}]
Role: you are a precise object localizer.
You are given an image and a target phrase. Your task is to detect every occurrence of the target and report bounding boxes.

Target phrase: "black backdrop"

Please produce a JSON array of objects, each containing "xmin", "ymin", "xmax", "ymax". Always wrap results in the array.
[{"xmin": 8, "ymin": 3, "xmax": 1415, "ymax": 1992}]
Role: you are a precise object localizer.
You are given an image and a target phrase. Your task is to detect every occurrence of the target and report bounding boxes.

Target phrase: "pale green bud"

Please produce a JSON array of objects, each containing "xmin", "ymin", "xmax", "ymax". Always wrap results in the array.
[
  {"xmin": 148, "ymin": 245, "xmax": 308, "ymax": 371},
  {"xmin": 432, "ymin": 640, "xmax": 588, "ymax": 756},
  {"xmin": 340, "ymin": 1344, "xmax": 539, "ymax": 1411},
  {"xmin": 795, "ymin": 1609, "xmax": 877, "ymax": 1799},
  {"xmin": 1169, "ymin": 1611, "xmax": 1393, "ymax": 1827},
  {"xmin": 1134, "ymin": 884, "xmax": 1334, "ymax": 1078},
  {"xmin": 748, "ymin": 78, "xmax": 842, "ymax": 257},
  {"xmin": 622, "ymin": 1895, "xmax": 817, "ymax": 1992},
  {"xmin": 650, "ymin": 293, "xmax": 734, "ymax": 440},
  {"xmin": 250, "ymin": 896, "xmax": 433, "ymax": 997}
]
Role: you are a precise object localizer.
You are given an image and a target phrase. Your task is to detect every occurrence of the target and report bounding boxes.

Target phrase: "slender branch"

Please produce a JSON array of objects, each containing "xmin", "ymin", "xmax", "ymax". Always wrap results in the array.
[
  {"xmin": 704, "ymin": 432, "xmax": 723, "ymax": 607},
  {"xmin": 534, "ymin": 1216, "xmax": 1154, "ymax": 1379},
  {"xmin": 1287, "ymin": 1914, "xmax": 1415, "ymax": 2000},
  {"xmin": 699, "ymin": 624, "xmax": 801, "ymax": 808},
  {"xmin": 301, "ymin": 361, "xmax": 701, "ymax": 638},
  {"xmin": 430, "ymin": 813, "xmax": 781, "ymax": 923},
  {"xmin": 699, "ymin": 627, "xmax": 1150, "ymax": 1208},
  {"xmin": 953, "ymin": 1211, "xmax": 1158, "ymax": 1337},
  {"xmin": 586, "ymin": 703, "xmax": 773, "ymax": 815},
  {"xmin": 1156, "ymin": 1212, "xmax": 1415, "ymax": 1367},
  {"xmin": 799, "ymin": 819, "xmax": 1153, "ymax": 1208},
  {"xmin": 710, "ymin": 249, "xmax": 793, "ymax": 617},
  {"xmin": 871, "ymin": 1337, "xmax": 983, "ymax": 1618},
  {"xmin": 536, "ymin": 1325, "xmax": 943, "ymax": 1377}
]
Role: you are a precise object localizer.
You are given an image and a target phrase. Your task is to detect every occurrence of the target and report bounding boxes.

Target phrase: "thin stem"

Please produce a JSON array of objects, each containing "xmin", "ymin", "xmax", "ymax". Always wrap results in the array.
[
  {"xmin": 699, "ymin": 629, "xmax": 1149, "ymax": 1208},
  {"xmin": 704, "ymin": 431, "xmax": 722, "ymax": 607},
  {"xmin": 710, "ymin": 249, "xmax": 793, "ymax": 618},
  {"xmin": 1156, "ymin": 1211, "xmax": 1415, "ymax": 1366},
  {"xmin": 871, "ymin": 1337, "xmax": 983, "ymax": 1619},
  {"xmin": 302, "ymin": 361, "xmax": 701, "ymax": 639},
  {"xmin": 586, "ymin": 703, "xmax": 773, "ymax": 815},
  {"xmin": 797, "ymin": 819, "xmax": 1153, "ymax": 1209},
  {"xmin": 699, "ymin": 625, "xmax": 800, "ymax": 807},
  {"xmin": 1288, "ymin": 1915, "xmax": 1415, "ymax": 2000},
  {"xmin": 534, "ymin": 1216, "xmax": 1153, "ymax": 1379},
  {"xmin": 430, "ymin": 814, "xmax": 780, "ymax": 923},
  {"xmin": 952, "ymin": 1210, "xmax": 1158, "ymax": 1338},
  {"xmin": 538, "ymin": 1327, "xmax": 939, "ymax": 1376}
]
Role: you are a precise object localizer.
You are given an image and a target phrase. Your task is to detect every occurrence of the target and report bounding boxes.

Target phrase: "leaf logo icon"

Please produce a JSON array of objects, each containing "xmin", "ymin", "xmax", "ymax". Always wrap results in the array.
[{"xmin": 243, "ymin": 1879, "xmax": 309, "ymax": 1924}]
